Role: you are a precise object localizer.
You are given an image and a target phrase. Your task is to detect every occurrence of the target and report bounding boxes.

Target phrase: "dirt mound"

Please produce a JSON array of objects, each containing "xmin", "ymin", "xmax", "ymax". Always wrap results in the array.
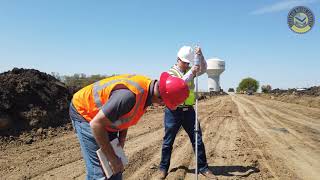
[
  {"xmin": 270, "ymin": 86, "xmax": 320, "ymax": 96},
  {"xmin": 0, "ymin": 68, "xmax": 72, "ymax": 135},
  {"xmin": 258, "ymin": 86, "xmax": 320, "ymax": 108}
]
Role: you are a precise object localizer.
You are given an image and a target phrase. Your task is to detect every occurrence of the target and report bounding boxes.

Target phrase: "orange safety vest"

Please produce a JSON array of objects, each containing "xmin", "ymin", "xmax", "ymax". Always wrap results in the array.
[{"xmin": 72, "ymin": 74, "xmax": 152, "ymax": 132}]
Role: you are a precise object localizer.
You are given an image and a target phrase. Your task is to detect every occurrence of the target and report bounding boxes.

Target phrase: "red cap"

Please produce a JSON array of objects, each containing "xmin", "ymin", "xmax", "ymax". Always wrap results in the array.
[{"xmin": 159, "ymin": 72, "xmax": 189, "ymax": 110}]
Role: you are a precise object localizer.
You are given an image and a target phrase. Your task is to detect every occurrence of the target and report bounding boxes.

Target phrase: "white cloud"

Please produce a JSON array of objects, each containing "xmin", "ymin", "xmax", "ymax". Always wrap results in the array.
[{"xmin": 251, "ymin": 0, "xmax": 319, "ymax": 15}]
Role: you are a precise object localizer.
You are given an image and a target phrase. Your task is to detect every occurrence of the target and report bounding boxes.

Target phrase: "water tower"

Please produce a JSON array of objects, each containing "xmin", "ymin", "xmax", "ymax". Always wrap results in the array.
[{"xmin": 206, "ymin": 58, "xmax": 225, "ymax": 92}]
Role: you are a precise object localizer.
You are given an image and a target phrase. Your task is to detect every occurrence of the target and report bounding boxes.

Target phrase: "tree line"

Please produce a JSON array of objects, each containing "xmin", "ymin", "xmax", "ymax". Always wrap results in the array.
[
  {"xmin": 234, "ymin": 77, "xmax": 271, "ymax": 93},
  {"xmin": 51, "ymin": 72, "xmax": 272, "ymax": 94},
  {"xmin": 51, "ymin": 72, "xmax": 114, "ymax": 92}
]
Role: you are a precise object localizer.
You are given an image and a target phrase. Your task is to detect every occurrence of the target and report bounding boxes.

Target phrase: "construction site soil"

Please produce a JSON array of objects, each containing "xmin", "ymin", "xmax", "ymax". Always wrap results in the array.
[
  {"xmin": 0, "ymin": 69, "xmax": 319, "ymax": 179},
  {"xmin": 0, "ymin": 94, "xmax": 319, "ymax": 180}
]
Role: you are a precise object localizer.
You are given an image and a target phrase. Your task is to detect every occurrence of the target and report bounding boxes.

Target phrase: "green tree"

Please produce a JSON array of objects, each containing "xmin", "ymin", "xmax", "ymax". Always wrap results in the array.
[
  {"xmin": 237, "ymin": 77, "xmax": 259, "ymax": 92},
  {"xmin": 261, "ymin": 84, "xmax": 272, "ymax": 93}
]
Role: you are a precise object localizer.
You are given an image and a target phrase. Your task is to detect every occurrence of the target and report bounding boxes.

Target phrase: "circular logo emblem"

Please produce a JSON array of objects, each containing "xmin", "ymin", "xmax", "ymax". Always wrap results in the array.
[{"xmin": 288, "ymin": 6, "xmax": 315, "ymax": 34}]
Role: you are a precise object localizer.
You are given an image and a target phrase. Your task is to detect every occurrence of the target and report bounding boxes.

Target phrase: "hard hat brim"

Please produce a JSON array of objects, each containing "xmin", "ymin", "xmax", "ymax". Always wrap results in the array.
[{"xmin": 178, "ymin": 57, "xmax": 191, "ymax": 63}]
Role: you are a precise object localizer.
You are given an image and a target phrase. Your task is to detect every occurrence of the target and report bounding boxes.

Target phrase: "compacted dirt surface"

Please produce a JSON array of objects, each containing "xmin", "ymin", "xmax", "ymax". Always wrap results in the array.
[{"xmin": 0, "ymin": 94, "xmax": 319, "ymax": 180}]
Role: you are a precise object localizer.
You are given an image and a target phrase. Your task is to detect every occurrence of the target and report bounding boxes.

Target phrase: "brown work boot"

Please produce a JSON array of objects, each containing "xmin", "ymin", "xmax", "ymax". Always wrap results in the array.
[
  {"xmin": 159, "ymin": 170, "xmax": 168, "ymax": 179},
  {"xmin": 200, "ymin": 169, "xmax": 217, "ymax": 179}
]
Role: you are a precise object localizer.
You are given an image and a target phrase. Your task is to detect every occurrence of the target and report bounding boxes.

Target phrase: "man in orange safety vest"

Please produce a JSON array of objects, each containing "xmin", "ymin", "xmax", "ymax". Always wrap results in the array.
[{"xmin": 69, "ymin": 72, "xmax": 189, "ymax": 180}]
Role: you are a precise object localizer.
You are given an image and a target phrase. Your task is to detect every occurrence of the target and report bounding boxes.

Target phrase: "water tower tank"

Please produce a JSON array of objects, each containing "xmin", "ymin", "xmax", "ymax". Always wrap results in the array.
[{"xmin": 206, "ymin": 58, "xmax": 225, "ymax": 92}]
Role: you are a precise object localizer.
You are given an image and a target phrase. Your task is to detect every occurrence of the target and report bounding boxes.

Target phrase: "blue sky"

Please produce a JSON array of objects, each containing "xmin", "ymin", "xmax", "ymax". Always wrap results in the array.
[{"xmin": 0, "ymin": 0, "xmax": 319, "ymax": 91}]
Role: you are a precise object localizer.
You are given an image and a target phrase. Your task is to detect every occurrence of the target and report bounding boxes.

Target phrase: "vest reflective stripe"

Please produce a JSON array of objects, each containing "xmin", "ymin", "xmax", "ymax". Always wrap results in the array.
[
  {"xmin": 93, "ymin": 78, "xmax": 144, "ymax": 108},
  {"xmin": 92, "ymin": 78, "xmax": 144, "ymax": 127},
  {"xmin": 169, "ymin": 68, "xmax": 183, "ymax": 78},
  {"xmin": 169, "ymin": 66, "xmax": 195, "ymax": 105}
]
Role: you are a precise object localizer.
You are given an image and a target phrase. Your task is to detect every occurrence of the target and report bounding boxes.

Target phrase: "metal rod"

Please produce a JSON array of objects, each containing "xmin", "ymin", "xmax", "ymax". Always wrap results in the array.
[{"xmin": 195, "ymin": 72, "xmax": 199, "ymax": 180}]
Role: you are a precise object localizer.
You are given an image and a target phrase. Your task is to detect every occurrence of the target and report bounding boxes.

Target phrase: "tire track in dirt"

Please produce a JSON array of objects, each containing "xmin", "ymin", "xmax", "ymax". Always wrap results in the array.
[
  {"xmin": 0, "ymin": 133, "xmax": 85, "ymax": 180},
  {"xmin": 239, "ymin": 96, "xmax": 319, "ymax": 150},
  {"xmin": 231, "ymin": 95, "xmax": 300, "ymax": 180},
  {"xmin": 123, "ymin": 128, "xmax": 164, "ymax": 180},
  {"xmin": 184, "ymin": 96, "xmax": 272, "ymax": 180},
  {"xmin": 126, "ymin": 112, "xmax": 164, "ymax": 141},
  {"xmin": 252, "ymin": 96, "xmax": 320, "ymax": 120},
  {"xmin": 33, "ymin": 159, "xmax": 85, "ymax": 180},
  {"xmin": 232, "ymin": 94, "xmax": 320, "ymax": 180},
  {"xmin": 247, "ymin": 96, "xmax": 320, "ymax": 129}
]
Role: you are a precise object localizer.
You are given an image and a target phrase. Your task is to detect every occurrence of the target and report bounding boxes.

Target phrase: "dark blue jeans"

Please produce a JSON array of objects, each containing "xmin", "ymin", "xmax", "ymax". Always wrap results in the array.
[
  {"xmin": 159, "ymin": 107, "xmax": 209, "ymax": 173},
  {"xmin": 69, "ymin": 103, "xmax": 122, "ymax": 180}
]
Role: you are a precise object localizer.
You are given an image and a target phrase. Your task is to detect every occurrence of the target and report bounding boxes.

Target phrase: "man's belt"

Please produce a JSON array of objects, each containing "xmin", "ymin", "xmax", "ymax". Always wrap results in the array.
[{"xmin": 176, "ymin": 105, "xmax": 193, "ymax": 111}]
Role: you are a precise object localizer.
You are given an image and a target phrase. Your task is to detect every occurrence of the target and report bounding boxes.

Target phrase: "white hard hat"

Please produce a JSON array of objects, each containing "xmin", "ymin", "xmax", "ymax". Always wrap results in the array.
[{"xmin": 177, "ymin": 46, "xmax": 194, "ymax": 63}]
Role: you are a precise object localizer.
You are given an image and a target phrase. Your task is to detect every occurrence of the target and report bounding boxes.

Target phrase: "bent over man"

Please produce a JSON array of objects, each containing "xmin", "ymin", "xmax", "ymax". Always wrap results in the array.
[{"xmin": 70, "ymin": 72, "xmax": 189, "ymax": 180}]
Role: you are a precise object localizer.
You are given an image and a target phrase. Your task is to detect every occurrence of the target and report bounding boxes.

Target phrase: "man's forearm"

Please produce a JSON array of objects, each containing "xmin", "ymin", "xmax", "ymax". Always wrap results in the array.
[
  {"xmin": 90, "ymin": 121, "xmax": 116, "ymax": 158},
  {"xmin": 90, "ymin": 110, "xmax": 117, "ymax": 160}
]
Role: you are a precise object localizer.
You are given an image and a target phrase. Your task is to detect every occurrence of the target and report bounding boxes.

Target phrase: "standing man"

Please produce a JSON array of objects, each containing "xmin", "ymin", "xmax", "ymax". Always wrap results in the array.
[
  {"xmin": 70, "ymin": 73, "xmax": 189, "ymax": 180},
  {"xmin": 159, "ymin": 46, "xmax": 217, "ymax": 179}
]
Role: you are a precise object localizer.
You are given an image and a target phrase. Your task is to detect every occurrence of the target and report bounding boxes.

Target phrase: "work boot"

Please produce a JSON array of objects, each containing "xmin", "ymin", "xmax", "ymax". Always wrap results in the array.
[
  {"xmin": 159, "ymin": 170, "xmax": 168, "ymax": 179},
  {"xmin": 200, "ymin": 169, "xmax": 217, "ymax": 179}
]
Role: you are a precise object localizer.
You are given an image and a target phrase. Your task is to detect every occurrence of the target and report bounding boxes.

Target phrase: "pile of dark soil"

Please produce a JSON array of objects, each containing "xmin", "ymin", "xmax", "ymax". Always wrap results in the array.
[
  {"xmin": 270, "ymin": 86, "xmax": 320, "ymax": 96},
  {"xmin": 0, "ymin": 68, "xmax": 72, "ymax": 136}
]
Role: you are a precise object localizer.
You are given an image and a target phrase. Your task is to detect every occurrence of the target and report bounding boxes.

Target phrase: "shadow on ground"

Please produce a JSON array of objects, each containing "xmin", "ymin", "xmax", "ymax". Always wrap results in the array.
[{"xmin": 170, "ymin": 165, "xmax": 260, "ymax": 177}]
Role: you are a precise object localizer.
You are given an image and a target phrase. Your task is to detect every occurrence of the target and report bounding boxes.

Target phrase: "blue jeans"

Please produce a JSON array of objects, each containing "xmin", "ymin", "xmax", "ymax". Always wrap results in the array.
[
  {"xmin": 159, "ymin": 107, "xmax": 209, "ymax": 173},
  {"xmin": 69, "ymin": 103, "xmax": 122, "ymax": 180}
]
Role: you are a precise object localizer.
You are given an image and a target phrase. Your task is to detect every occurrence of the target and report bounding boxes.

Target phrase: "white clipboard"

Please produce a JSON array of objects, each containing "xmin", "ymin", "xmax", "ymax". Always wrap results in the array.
[{"xmin": 96, "ymin": 138, "xmax": 128, "ymax": 178}]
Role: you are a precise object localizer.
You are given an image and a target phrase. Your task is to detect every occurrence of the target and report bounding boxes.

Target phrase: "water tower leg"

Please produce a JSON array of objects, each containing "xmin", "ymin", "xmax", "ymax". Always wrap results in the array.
[{"xmin": 208, "ymin": 75, "xmax": 220, "ymax": 92}]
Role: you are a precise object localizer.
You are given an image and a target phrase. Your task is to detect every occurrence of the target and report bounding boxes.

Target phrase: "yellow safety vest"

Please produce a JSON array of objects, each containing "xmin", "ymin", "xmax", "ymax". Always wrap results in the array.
[{"xmin": 168, "ymin": 67, "xmax": 195, "ymax": 106}]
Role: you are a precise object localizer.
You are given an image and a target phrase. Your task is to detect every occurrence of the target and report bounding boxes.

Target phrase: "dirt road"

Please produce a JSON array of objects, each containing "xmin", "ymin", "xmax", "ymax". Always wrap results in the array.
[{"xmin": 1, "ymin": 94, "xmax": 319, "ymax": 179}]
